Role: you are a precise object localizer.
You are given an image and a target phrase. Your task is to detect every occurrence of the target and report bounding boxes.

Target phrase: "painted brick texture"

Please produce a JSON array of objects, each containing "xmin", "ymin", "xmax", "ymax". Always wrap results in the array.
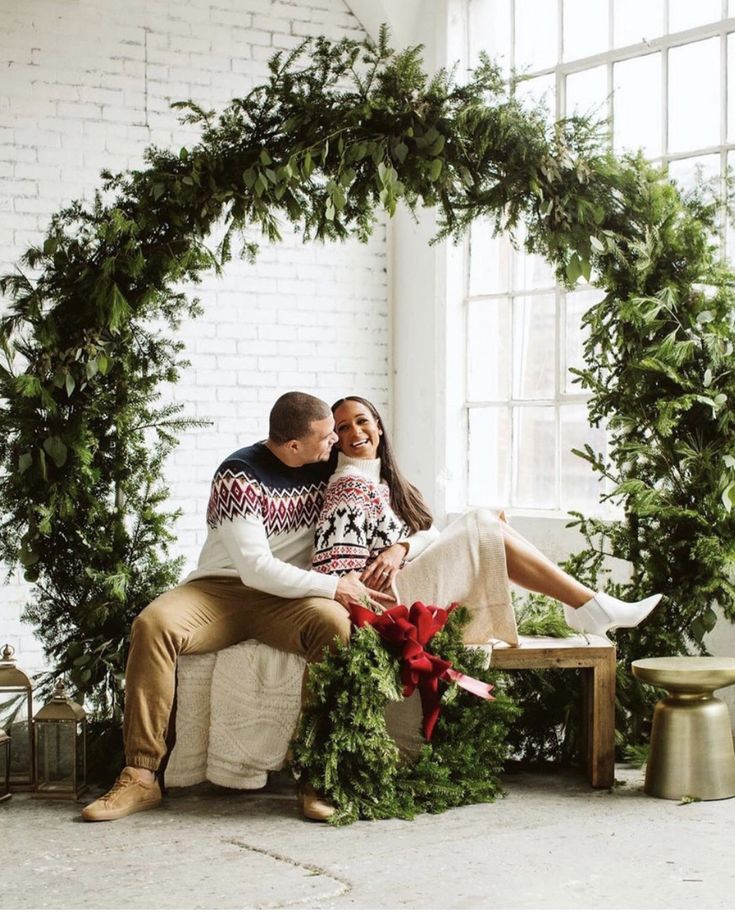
[{"xmin": 0, "ymin": 0, "xmax": 389, "ymax": 671}]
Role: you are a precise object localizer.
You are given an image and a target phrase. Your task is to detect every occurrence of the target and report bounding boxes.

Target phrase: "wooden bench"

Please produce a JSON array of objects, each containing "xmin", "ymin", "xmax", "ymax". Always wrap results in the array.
[
  {"xmin": 484, "ymin": 635, "xmax": 616, "ymax": 788},
  {"xmin": 166, "ymin": 634, "xmax": 616, "ymax": 790}
]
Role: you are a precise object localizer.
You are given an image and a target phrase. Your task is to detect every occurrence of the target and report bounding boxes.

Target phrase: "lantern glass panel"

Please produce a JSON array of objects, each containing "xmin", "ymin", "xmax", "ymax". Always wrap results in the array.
[
  {"xmin": 0, "ymin": 734, "xmax": 10, "ymax": 801},
  {"xmin": 0, "ymin": 692, "xmax": 33, "ymax": 787},
  {"xmin": 36, "ymin": 721, "xmax": 76, "ymax": 793}
]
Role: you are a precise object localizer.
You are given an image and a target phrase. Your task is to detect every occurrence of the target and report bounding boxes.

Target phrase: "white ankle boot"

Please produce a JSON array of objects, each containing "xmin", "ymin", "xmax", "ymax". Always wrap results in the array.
[{"xmin": 564, "ymin": 591, "xmax": 662, "ymax": 636}]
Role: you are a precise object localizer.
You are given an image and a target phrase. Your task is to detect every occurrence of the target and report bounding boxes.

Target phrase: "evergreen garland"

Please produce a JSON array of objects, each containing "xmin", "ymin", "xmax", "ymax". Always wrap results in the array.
[{"xmin": 291, "ymin": 605, "xmax": 519, "ymax": 825}]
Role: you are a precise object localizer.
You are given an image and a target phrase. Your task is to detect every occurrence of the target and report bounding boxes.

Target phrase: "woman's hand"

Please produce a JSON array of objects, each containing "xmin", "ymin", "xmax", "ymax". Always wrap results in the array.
[{"xmin": 361, "ymin": 543, "xmax": 408, "ymax": 593}]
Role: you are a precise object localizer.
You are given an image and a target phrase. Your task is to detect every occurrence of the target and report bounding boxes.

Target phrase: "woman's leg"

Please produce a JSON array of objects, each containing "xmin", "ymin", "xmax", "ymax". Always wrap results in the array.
[
  {"xmin": 500, "ymin": 520, "xmax": 594, "ymax": 608},
  {"xmin": 499, "ymin": 518, "xmax": 662, "ymax": 632}
]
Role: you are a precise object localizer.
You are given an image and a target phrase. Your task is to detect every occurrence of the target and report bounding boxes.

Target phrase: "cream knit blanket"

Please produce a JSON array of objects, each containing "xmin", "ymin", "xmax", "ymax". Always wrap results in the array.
[{"xmin": 165, "ymin": 641, "xmax": 304, "ymax": 789}]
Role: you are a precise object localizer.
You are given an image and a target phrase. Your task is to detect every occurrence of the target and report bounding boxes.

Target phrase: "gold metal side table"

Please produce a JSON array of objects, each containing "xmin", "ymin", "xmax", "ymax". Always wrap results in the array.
[{"xmin": 632, "ymin": 657, "xmax": 735, "ymax": 801}]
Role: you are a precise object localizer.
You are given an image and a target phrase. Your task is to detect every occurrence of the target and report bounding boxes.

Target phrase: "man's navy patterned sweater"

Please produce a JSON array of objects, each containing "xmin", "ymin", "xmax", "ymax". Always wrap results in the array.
[{"xmin": 182, "ymin": 442, "xmax": 339, "ymax": 599}]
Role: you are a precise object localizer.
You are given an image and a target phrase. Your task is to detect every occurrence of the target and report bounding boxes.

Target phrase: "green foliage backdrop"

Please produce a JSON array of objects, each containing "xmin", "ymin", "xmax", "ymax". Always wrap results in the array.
[{"xmin": 1, "ymin": 31, "xmax": 734, "ymax": 763}]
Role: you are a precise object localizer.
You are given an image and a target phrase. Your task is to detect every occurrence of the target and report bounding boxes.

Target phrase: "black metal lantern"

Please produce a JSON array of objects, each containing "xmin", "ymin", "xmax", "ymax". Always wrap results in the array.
[
  {"xmin": 0, "ymin": 728, "xmax": 10, "ymax": 802},
  {"xmin": 33, "ymin": 678, "xmax": 87, "ymax": 800},
  {"xmin": 0, "ymin": 644, "xmax": 34, "ymax": 790}
]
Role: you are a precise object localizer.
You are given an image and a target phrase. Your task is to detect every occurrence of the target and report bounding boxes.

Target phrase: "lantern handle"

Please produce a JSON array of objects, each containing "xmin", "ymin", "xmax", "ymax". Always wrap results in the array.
[{"xmin": 1, "ymin": 644, "xmax": 16, "ymax": 663}]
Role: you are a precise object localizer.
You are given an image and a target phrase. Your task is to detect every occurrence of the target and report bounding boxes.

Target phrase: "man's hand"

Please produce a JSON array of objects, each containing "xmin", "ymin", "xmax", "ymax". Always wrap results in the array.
[
  {"xmin": 335, "ymin": 571, "xmax": 395, "ymax": 610},
  {"xmin": 361, "ymin": 543, "xmax": 408, "ymax": 593}
]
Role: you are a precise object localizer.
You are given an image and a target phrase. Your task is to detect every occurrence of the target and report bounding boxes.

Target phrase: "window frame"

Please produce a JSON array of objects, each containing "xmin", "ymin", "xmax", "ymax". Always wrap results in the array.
[{"xmin": 463, "ymin": 0, "xmax": 735, "ymax": 516}]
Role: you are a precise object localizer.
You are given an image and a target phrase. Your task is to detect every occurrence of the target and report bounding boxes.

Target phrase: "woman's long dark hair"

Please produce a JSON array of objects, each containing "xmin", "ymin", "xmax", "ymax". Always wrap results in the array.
[{"xmin": 331, "ymin": 396, "xmax": 433, "ymax": 535}]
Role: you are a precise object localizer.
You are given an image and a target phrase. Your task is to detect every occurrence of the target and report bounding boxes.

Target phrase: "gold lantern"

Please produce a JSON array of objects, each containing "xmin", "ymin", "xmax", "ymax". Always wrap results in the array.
[
  {"xmin": 33, "ymin": 678, "xmax": 87, "ymax": 800},
  {"xmin": 0, "ymin": 728, "xmax": 10, "ymax": 802},
  {"xmin": 0, "ymin": 643, "xmax": 35, "ymax": 790}
]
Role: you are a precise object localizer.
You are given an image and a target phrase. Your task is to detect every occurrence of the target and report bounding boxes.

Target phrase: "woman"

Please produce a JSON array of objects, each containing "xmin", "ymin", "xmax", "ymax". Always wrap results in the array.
[{"xmin": 313, "ymin": 396, "xmax": 661, "ymax": 642}]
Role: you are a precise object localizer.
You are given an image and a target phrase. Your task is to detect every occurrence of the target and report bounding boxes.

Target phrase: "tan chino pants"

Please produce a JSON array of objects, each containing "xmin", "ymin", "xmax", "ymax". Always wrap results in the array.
[{"xmin": 123, "ymin": 576, "xmax": 350, "ymax": 771}]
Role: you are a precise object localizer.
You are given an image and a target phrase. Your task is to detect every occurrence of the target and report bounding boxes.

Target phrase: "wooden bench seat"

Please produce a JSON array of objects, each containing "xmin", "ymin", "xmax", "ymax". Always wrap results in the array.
[{"xmin": 165, "ymin": 634, "xmax": 616, "ymax": 791}]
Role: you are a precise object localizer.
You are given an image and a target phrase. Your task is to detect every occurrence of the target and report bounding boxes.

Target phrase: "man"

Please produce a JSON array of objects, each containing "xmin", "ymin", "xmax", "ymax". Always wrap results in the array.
[{"xmin": 82, "ymin": 392, "xmax": 389, "ymax": 823}]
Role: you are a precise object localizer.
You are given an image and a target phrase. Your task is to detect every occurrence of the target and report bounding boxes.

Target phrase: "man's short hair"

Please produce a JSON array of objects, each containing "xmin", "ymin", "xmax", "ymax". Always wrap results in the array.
[{"xmin": 268, "ymin": 392, "xmax": 332, "ymax": 444}]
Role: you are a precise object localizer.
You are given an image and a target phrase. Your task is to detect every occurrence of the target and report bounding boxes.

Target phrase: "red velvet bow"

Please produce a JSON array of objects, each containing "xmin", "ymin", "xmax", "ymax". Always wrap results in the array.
[{"xmin": 349, "ymin": 601, "xmax": 494, "ymax": 741}]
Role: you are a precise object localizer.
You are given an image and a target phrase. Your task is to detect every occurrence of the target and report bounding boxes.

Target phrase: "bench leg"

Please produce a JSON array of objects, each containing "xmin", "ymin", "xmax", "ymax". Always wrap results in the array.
[{"xmin": 583, "ymin": 653, "xmax": 616, "ymax": 788}]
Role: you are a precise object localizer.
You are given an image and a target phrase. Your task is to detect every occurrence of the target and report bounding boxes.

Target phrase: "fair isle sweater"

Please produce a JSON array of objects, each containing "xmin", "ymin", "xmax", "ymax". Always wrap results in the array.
[
  {"xmin": 312, "ymin": 453, "xmax": 440, "ymax": 576},
  {"xmin": 182, "ymin": 442, "xmax": 339, "ymax": 599}
]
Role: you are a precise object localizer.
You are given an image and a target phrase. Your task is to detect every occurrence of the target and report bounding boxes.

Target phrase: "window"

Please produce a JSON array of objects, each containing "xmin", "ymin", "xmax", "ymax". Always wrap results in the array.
[{"xmin": 464, "ymin": 0, "xmax": 735, "ymax": 514}]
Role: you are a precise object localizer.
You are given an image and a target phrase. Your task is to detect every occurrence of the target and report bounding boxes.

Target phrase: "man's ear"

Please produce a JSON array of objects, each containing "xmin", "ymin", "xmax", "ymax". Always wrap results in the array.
[{"xmin": 287, "ymin": 439, "xmax": 300, "ymax": 455}]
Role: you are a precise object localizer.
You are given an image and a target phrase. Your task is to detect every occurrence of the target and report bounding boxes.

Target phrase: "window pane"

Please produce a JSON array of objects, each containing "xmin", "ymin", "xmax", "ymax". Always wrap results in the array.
[
  {"xmin": 468, "ymin": 299, "xmax": 511, "ymax": 401},
  {"xmin": 560, "ymin": 404, "xmax": 608, "ymax": 511},
  {"xmin": 613, "ymin": 54, "xmax": 662, "ymax": 156},
  {"xmin": 512, "ymin": 224, "xmax": 556, "ymax": 290},
  {"xmin": 515, "ymin": 0, "xmax": 559, "ymax": 71},
  {"xmin": 668, "ymin": 39, "xmax": 720, "ymax": 154},
  {"xmin": 613, "ymin": 0, "xmax": 664, "ymax": 47},
  {"xmin": 513, "ymin": 406, "xmax": 556, "ymax": 508},
  {"xmin": 470, "ymin": 0, "xmax": 511, "ymax": 76},
  {"xmin": 563, "ymin": 0, "xmax": 608, "ymax": 61},
  {"xmin": 564, "ymin": 289, "xmax": 603, "ymax": 393},
  {"xmin": 512, "ymin": 294, "xmax": 556, "ymax": 399},
  {"xmin": 669, "ymin": 0, "xmax": 721, "ymax": 33},
  {"xmin": 668, "ymin": 156, "xmax": 721, "ymax": 254},
  {"xmin": 468, "ymin": 407, "xmax": 511, "ymax": 507},
  {"xmin": 515, "ymin": 73, "xmax": 556, "ymax": 113},
  {"xmin": 469, "ymin": 219, "xmax": 511, "ymax": 295},
  {"xmin": 667, "ymin": 154, "xmax": 721, "ymax": 195},
  {"xmin": 728, "ymin": 33, "xmax": 735, "ymax": 142},
  {"xmin": 726, "ymin": 150, "xmax": 735, "ymax": 263},
  {"xmin": 565, "ymin": 65, "xmax": 608, "ymax": 120}
]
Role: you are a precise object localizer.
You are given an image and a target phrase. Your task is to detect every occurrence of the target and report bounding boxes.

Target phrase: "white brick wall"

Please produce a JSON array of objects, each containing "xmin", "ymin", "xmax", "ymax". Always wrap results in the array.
[{"xmin": 0, "ymin": 0, "xmax": 389, "ymax": 672}]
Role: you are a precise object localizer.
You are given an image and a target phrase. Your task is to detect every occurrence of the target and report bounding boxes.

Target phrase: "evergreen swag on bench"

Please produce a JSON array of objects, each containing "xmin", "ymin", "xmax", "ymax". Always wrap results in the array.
[
  {"xmin": 291, "ymin": 605, "xmax": 519, "ymax": 826},
  {"xmin": 1, "ymin": 27, "xmax": 735, "ymax": 781}
]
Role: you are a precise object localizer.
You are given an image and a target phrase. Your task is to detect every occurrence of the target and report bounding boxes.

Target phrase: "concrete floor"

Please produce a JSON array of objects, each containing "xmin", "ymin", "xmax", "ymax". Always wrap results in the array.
[{"xmin": 3, "ymin": 765, "xmax": 735, "ymax": 910}]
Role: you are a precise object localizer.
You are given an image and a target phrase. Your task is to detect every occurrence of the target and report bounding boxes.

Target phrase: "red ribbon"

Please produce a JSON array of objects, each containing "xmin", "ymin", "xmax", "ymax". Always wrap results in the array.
[{"xmin": 349, "ymin": 601, "xmax": 495, "ymax": 741}]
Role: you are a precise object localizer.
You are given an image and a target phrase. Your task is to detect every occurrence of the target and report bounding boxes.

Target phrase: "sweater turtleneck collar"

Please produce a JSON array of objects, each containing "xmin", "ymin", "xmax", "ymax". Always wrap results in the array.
[{"xmin": 335, "ymin": 451, "xmax": 382, "ymax": 483}]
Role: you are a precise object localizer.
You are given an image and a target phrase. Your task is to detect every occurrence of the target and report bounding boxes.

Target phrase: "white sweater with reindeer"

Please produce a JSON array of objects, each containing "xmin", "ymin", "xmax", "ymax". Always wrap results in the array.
[{"xmin": 311, "ymin": 453, "xmax": 439, "ymax": 576}]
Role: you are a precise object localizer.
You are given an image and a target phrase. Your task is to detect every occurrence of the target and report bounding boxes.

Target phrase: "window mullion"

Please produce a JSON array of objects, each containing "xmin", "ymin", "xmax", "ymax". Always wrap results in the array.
[
  {"xmin": 555, "ymin": 287, "xmax": 563, "ymax": 510},
  {"xmin": 662, "ymin": 43, "xmax": 669, "ymax": 157},
  {"xmin": 721, "ymin": 29, "xmax": 728, "ymax": 253},
  {"xmin": 558, "ymin": 0, "xmax": 564, "ymax": 65}
]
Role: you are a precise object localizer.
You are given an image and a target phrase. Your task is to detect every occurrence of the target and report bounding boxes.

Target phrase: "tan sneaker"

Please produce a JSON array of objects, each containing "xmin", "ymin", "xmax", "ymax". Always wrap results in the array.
[
  {"xmin": 298, "ymin": 782, "xmax": 335, "ymax": 822},
  {"xmin": 81, "ymin": 768, "xmax": 162, "ymax": 822}
]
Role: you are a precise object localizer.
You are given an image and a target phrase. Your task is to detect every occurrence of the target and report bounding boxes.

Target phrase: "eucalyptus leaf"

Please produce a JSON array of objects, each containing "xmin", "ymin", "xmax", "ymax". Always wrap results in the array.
[
  {"xmin": 19, "ymin": 540, "xmax": 39, "ymax": 566},
  {"xmin": 43, "ymin": 436, "xmax": 68, "ymax": 468}
]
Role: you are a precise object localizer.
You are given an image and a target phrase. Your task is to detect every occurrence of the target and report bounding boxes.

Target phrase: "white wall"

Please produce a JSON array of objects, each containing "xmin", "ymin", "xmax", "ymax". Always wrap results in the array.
[{"xmin": 0, "ymin": 0, "xmax": 389, "ymax": 672}]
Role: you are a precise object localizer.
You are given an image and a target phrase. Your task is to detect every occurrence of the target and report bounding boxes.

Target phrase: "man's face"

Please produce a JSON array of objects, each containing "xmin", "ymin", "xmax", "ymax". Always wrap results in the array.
[{"xmin": 292, "ymin": 416, "xmax": 338, "ymax": 464}]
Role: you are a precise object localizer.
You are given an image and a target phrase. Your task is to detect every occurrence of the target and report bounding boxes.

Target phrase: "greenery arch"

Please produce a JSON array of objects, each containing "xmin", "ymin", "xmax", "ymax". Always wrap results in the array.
[{"xmin": 1, "ymin": 31, "xmax": 734, "ymax": 768}]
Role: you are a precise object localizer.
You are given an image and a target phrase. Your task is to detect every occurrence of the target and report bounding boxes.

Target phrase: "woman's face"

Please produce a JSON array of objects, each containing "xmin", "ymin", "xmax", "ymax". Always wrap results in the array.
[{"xmin": 333, "ymin": 400, "xmax": 382, "ymax": 460}]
